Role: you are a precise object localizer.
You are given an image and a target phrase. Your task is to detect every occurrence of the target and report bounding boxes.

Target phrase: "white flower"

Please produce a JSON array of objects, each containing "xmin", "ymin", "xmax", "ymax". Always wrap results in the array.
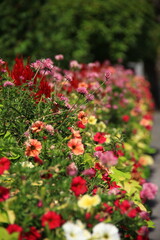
[
  {"xmin": 92, "ymin": 223, "xmax": 120, "ymax": 240},
  {"xmin": 62, "ymin": 221, "xmax": 91, "ymax": 240}
]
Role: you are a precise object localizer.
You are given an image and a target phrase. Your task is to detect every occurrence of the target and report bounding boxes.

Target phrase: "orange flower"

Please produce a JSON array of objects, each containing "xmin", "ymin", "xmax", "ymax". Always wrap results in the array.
[
  {"xmin": 78, "ymin": 82, "xmax": 88, "ymax": 89},
  {"xmin": 77, "ymin": 111, "xmax": 88, "ymax": 125},
  {"xmin": 30, "ymin": 121, "xmax": 45, "ymax": 133},
  {"xmin": 25, "ymin": 139, "xmax": 42, "ymax": 157},
  {"xmin": 69, "ymin": 127, "xmax": 82, "ymax": 140},
  {"xmin": 67, "ymin": 139, "xmax": 84, "ymax": 155}
]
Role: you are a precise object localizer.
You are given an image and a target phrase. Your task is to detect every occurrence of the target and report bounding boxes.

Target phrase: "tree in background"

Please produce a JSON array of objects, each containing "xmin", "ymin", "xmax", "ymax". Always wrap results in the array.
[
  {"xmin": 0, "ymin": 0, "xmax": 158, "ymax": 63},
  {"xmin": 0, "ymin": 0, "xmax": 160, "ymax": 106}
]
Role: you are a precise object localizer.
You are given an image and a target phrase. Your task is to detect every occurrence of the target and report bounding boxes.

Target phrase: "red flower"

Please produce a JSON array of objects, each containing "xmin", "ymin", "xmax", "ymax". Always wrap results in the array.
[
  {"xmin": 9, "ymin": 58, "xmax": 34, "ymax": 85},
  {"xmin": 41, "ymin": 211, "xmax": 62, "ymax": 229},
  {"xmin": 93, "ymin": 132, "xmax": 106, "ymax": 144},
  {"xmin": 71, "ymin": 176, "xmax": 88, "ymax": 196},
  {"xmin": 77, "ymin": 121, "xmax": 86, "ymax": 129},
  {"xmin": 0, "ymin": 157, "xmax": 10, "ymax": 174},
  {"xmin": 34, "ymin": 156, "xmax": 43, "ymax": 165},
  {"xmin": 119, "ymin": 200, "xmax": 131, "ymax": 214},
  {"xmin": 0, "ymin": 186, "xmax": 10, "ymax": 202},
  {"xmin": 122, "ymin": 115, "xmax": 130, "ymax": 122},
  {"xmin": 7, "ymin": 224, "xmax": 23, "ymax": 240},
  {"xmin": 23, "ymin": 226, "xmax": 41, "ymax": 240},
  {"xmin": 94, "ymin": 146, "xmax": 104, "ymax": 152},
  {"xmin": 127, "ymin": 208, "xmax": 138, "ymax": 218}
]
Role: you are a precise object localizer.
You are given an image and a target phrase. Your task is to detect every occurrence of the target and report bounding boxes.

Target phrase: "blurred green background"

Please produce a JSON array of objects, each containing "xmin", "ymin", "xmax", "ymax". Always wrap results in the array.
[{"xmin": 0, "ymin": 0, "xmax": 160, "ymax": 106}]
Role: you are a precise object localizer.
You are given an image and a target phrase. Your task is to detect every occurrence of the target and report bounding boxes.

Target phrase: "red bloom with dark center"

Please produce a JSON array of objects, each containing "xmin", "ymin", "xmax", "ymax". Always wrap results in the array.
[
  {"xmin": 7, "ymin": 224, "xmax": 23, "ymax": 240},
  {"xmin": 0, "ymin": 186, "xmax": 10, "ymax": 202},
  {"xmin": 0, "ymin": 157, "xmax": 10, "ymax": 174},
  {"xmin": 71, "ymin": 176, "xmax": 88, "ymax": 196},
  {"xmin": 41, "ymin": 211, "xmax": 62, "ymax": 229},
  {"xmin": 93, "ymin": 132, "xmax": 106, "ymax": 144},
  {"xmin": 23, "ymin": 226, "xmax": 41, "ymax": 240}
]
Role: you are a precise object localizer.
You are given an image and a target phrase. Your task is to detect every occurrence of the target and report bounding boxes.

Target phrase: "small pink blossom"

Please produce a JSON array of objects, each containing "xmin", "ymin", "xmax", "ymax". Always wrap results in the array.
[
  {"xmin": 70, "ymin": 60, "xmax": 81, "ymax": 69},
  {"xmin": 66, "ymin": 162, "xmax": 78, "ymax": 176},
  {"xmin": 0, "ymin": 59, "xmax": 5, "ymax": 65},
  {"xmin": 140, "ymin": 182, "xmax": 158, "ymax": 200},
  {"xmin": 99, "ymin": 151, "xmax": 118, "ymax": 167},
  {"xmin": 105, "ymin": 70, "xmax": 111, "ymax": 79},
  {"xmin": 86, "ymin": 94, "xmax": 94, "ymax": 101},
  {"xmin": 77, "ymin": 87, "xmax": 88, "ymax": 95},
  {"xmin": 45, "ymin": 125, "xmax": 54, "ymax": 135},
  {"xmin": 55, "ymin": 54, "xmax": 64, "ymax": 60},
  {"xmin": 3, "ymin": 81, "xmax": 15, "ymax": 87},
  {"xmin": 82, "ymin": 168, "xmax": 96, "ymax": 178}
]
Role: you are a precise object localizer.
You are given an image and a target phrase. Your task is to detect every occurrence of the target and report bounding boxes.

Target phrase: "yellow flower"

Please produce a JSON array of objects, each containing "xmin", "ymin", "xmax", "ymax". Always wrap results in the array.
[
  {"xmin": 78, "ymin": 195, "xmax": 101, "ymax": 210},
  {"xmin": 88, "ymin": 116, "xmax": 97, "ymax": 125},
  {"xmin": 97, "ymin": 122, "xmax": 106, "ymax": 132},
  {"xmin": 139, "ymin": 155, "xmax": 154, "ymax": 166},
  {"xmin": 105, "ymin": 134, "xmax": 111, "ymax": 144},
  {"xmin": 124, "ymin": 143, "xmax": 133, "ymax": 152}
]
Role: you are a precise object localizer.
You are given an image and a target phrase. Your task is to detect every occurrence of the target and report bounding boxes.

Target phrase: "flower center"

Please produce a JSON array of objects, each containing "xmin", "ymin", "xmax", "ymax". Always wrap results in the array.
[{"xmin": 30, "ymin": 145, "xmax": 36, "ymax": 150}]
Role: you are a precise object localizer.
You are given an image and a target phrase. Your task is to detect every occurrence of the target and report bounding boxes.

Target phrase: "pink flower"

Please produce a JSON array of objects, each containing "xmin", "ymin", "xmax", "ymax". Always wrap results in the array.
[
  {"xmin": 82, "ymin": 168, "xmax": 96, "ymax": 178},
  {"xmin": 77, "ymin": 87, "xmax": 88, "ymax": 95},
  {"xmin": 45, "ymin": 124, "xmax": 54, "ymax": 134},
  {"xmin": 140, "ymin": 182, "xmax": 158, "ymax": 200},
  {"xmin": 105, "ymin": 70, "xmax": 111, "ymax": 79},
  {"xmin": 99, "ymin": 151, "xmax": 118, "ymax": 167},
  {"xmin": 66, "ymin": 162, "xmax": 78, "ymax": 176},
  {"xmin": 3, "ymin": 81, "xmax": 15, "ymax": 87},
  {"xmin": 70, "ymin": 60, "xmax": 81, "ymax": 69},
  {"xmin": 86, "ymin": 93, "xmax": 94, "ymax": 101},
  {"xmin": 55, "ymin": 54, "xmax": 64, "ymax": 60}
]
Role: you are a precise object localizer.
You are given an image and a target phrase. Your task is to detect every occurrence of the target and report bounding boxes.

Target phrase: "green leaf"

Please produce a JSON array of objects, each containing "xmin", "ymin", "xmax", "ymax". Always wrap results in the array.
[
  {"xmin": 0, "ymin": 227, "xmax": 18, "ymax": 240},
  {"xmin": 110, "ymin": 167, "xmax": 131, "ymax": 182},
  {"xmin": 146, "ymin": 220, "xmax": 155, "ymax": 228},
  {"xmin": 0, "ymin": 211, "xmax": 9, "ymax": 223},
  {"xmin": 83, "ymin": 153, "xmax": 94, "ymax": 167}
]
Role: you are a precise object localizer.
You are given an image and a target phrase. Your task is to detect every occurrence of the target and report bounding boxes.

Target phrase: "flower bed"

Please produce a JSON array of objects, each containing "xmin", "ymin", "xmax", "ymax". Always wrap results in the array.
[{"xmin": 0, "ymin": 57, "xmax": 158, "ymax": 240}]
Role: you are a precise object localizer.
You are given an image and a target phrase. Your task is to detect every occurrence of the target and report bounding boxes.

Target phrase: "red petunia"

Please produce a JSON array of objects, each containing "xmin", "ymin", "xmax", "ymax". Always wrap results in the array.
[
  {"xmin": 0, "ymin": 186, "xmax": 10, "ymax": 202},
  {"xmin": 23, "ymin": 226, "xmax": 41, "ymax": 240},
  {"xmin": 41, "ymin": 211, "xmax": 62, "ymax": 229},
  {"xmin": 71, "ymin": 176, "xmax": 88, "ymax": 196},
  {"xmin": 0, "ymin": 157, "xmax": 10, "ymax": 175},
  {"xmin": 93, "ymin": 132, "xmax": 106, "ymax": 144},
  {"xmin": 77, "ymin": 121, "xmax": 86, "ymax": 129},
  {"xmin": 7, "ymin": 224, "xmax": 23, "ymax": 240}
]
